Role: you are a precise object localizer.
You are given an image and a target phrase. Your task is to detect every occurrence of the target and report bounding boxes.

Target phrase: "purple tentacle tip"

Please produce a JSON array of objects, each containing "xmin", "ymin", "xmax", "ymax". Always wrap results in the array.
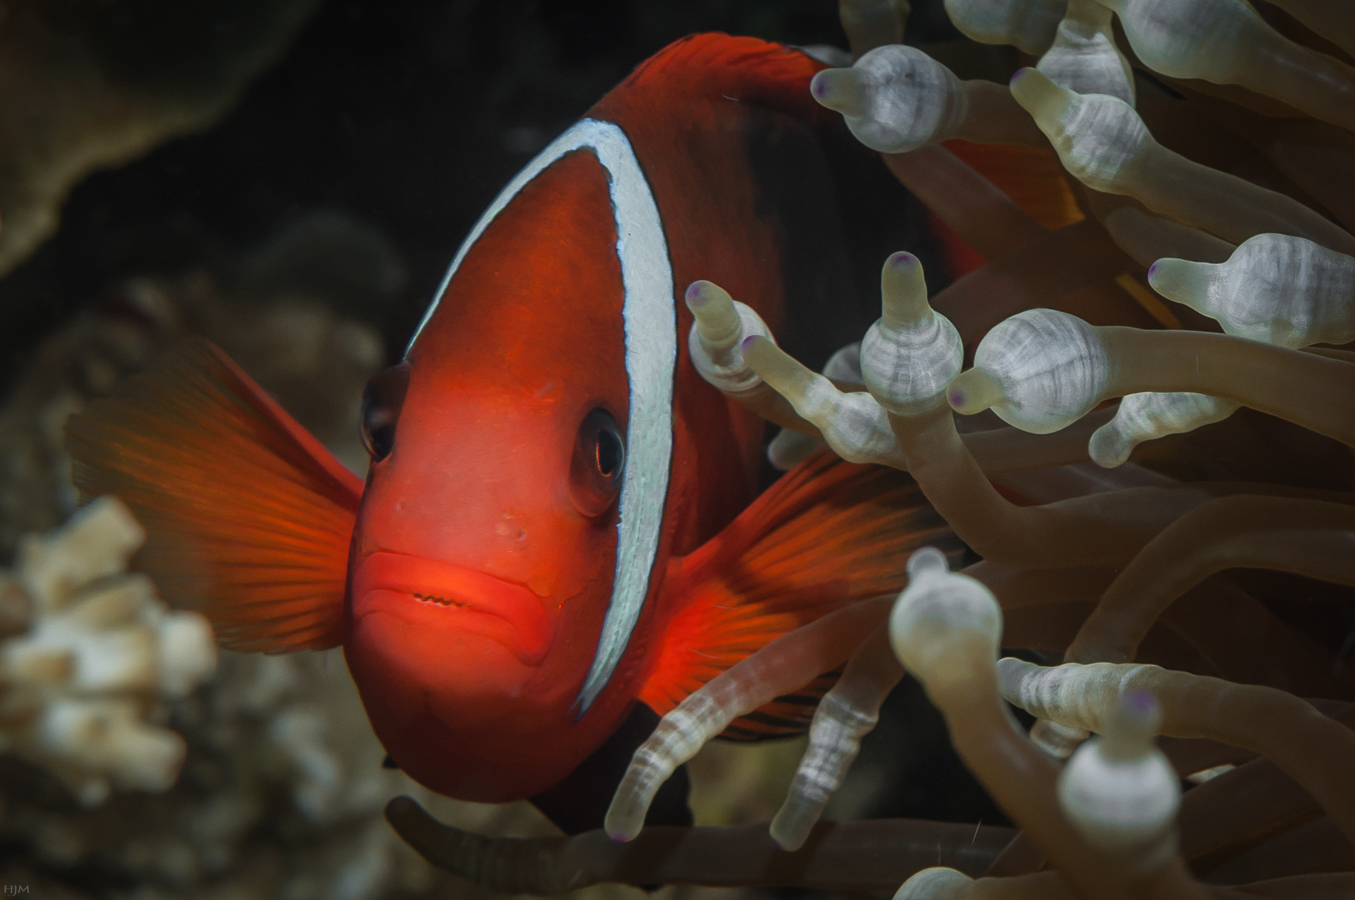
[
  {"xmin": 686, "ymin": 282, "xmax": 707, "ymax": 304},
  {"xmin": 812, "ymin": 73, "xmax": 829, "ymax": 99},
  {"xmin": 1147, "ymin": 261, "xmax": 1160, "ymax": 280},
  {"xmin": 1124, "ymin": 688, "xmax": 1159, "ymax": 716},
  {"xmin": 1009, "ymin": 67, "xmax": 1030, "ymax": 88},
  {"xmin": 948, "ymin": 389, "xmax": 965, "ymax": 408},
  {"xmin": 741, "ymin": 335, "xmax": 762, "ymax": 352}
]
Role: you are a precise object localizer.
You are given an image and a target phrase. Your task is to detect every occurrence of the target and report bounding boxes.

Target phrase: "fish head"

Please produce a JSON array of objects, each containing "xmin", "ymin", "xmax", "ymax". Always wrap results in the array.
[{"xmin": 344, "ymin": 147, "xmax": 660, "ymax": 801}]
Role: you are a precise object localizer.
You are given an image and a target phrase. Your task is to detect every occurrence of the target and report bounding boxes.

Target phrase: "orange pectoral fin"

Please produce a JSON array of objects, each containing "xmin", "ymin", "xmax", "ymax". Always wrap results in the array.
[
  {"xmin": 65, "ymin": 338, "xmax": 362, "ymax": 653},
  {"xmin": 943, "ymin": 141, "xmax": 1085, "ymax": 234},
  {"xmin": 641, "ymin": 449, "xmax": 965, "ymax": 738}
]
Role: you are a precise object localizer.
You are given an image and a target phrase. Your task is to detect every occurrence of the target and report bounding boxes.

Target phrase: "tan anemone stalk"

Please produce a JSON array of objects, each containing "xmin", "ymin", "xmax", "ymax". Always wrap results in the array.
[{"xmin": 388, "ymin": 0, "xmax": 1355, "ymax": 895}]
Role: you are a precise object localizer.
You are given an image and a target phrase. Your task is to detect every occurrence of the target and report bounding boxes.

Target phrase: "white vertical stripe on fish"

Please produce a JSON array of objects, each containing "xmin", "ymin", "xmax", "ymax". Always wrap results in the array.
[{"xmin": 407, "ymin": 118, "xmax": 676, "ymax": 716}]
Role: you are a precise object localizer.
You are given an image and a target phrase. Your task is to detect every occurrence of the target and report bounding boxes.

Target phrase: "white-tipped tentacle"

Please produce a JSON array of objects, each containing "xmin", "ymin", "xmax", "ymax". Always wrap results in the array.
[
  {"xmin": 893, "ymin": 867, "xmax": 975, "ymax": 899},
  {"xmin": 1096, "ymin": 0, "xmax": 1355, "ymax": 134},
  {"xmin": 1056, "ymin": 690, "xmax": 1186, "ymax": 886},
  {"xmin": 770, "ymin": 624, "xmax": 902, "ymax": 851},
  {"xmin": 948, "ymin": 307, "xmax": 1355, "ymax": 447},
  {"xmin": 949, "ymin": 308, "xmax": 1108, "ymax": 434},
  {"xmin": 604, "ymin": 598, "xmax": 891, "ymax": 842},
  {"xmin": 1036, "ymin": 0, "xmax": 1134, "ymax": 105},
  {"xmin": 861, "ymin": 252, "xmax": 965, "ymax": 415},
  {"xmin": 1089, "ymin": 392, "xmax": 1239, "ymax": 468},
  {"xmin": 767, "ymin": 343, "xmax": 861, "ymax": 470},
  {"xmin": 744, "ymin": 335, "xmax": 910, "ymax": 468},
  {"xmin": 889, "ymin": 547, "xmax": 1003, "ymax": 677},
  {"xmin": 813, "ymin": 47, "xmax": 1044, "ymax": 153},
  {"xmin": 943, "ymin": 0, "xmax": 1067, "ymax": 55},
  {"xmin": 1009, "ymin": 68, "xmax": 1355, "ymax": 256},
  {"xmin": 998, "ymin": 656, "xmax": 1355, "ymax": 846},
  {"xmin": 1148, "ymin": 234, "xmax": 1355, "ymax": 349},
  {"xmin": 686, "ymin": 280, "xmax": 776, "ymax": 393},
  {"xmin": 818, "ymin": 47, "xmax": 968, "ymax": 153},
  {"xmin": 1089, "ymin": 234, "xmax": 1355, "ymax": 465}
]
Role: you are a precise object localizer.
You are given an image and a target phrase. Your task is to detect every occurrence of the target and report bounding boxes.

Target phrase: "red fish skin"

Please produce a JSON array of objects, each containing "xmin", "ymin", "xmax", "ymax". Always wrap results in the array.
[{"xmin": 345, "ymin": 37, "xmax": 834, "ymax": 803}]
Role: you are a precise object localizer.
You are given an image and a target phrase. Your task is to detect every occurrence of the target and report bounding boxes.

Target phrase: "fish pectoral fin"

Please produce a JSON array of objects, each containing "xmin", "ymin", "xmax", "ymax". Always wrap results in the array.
[
  {"xmin": 65, "ymin": 337, "xmax": 361, "ymax": 653},
  {"xmin": 942, "ymin": 141, "xmax": 1085, "ymax": 236},
  {"xmin": 640, "ymin": 448, "xmax": 964, "ymax": 738}
]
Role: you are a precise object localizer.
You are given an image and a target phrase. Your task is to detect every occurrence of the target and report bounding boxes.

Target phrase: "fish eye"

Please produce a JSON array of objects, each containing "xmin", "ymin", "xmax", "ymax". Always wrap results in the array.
[
  {"xmin": 596, "ymin": 426, "xmax": 623, "ymax": 477},
  {"xmin": 360, "ymin": 363, "xmax": 410, "ymax": 463},
  {"xmin": 570, "ymin": 408, "xmax": 625, "ymax": 517}
]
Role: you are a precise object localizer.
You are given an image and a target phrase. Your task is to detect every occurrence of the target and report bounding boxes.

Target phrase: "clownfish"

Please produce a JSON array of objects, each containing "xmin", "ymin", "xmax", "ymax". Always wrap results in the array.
[{"xmin": 66, "ymin": 34, "xmax": 977, "ymax": 832}]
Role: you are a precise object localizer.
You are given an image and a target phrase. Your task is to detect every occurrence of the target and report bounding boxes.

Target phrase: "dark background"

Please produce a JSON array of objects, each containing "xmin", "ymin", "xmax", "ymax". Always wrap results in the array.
[{"xmin": 0, "ymin": 0, "xmax": 963, "ymax": 386}]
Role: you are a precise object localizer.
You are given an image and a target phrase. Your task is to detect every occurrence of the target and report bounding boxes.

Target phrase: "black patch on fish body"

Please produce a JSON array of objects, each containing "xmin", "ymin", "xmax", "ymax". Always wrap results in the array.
[
  {"xmin": 530, "ymin": 703, "xmax": 692, "ymax": 835},
  {"xmin": 740, "ymin": 101, "xmax": 946, "ymax": 373}
]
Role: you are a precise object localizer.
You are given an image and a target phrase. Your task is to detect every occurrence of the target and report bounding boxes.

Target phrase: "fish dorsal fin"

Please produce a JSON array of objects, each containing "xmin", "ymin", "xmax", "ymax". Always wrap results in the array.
[
  {"xmin": 641, "ymin": 450, "xmax": 960, "ymax": 735},
  {"xmin": 613, "ymin": 33, "xmax": 829, "ymax": 120},
  {"xmin": 65, "ymin": 338, "xmax": 361, "ymax": 652}
]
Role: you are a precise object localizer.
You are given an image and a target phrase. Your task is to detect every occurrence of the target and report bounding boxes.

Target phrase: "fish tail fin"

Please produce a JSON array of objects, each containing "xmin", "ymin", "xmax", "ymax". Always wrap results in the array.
[
  {"xmin": 64, "ymin": 338, "xmax": 362, "ymax": 653},
  {"xmin": 641, "ymin": 450, "xmax": 963, "ymax": 738}
]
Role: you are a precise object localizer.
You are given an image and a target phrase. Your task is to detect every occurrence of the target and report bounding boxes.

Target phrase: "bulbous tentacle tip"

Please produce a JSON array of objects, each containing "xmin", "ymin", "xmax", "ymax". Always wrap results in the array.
[
  {"xmin": 684, "ymin": 279, "xmax": 715, "ymax": 306},
  {"xmin": 946, "ymin": 368, "xmax": 1003, "ymax": 416},
  {"xmin": 1145, "ymin": 257, "xmax": 1208, "ymax": 307},
  {"xmin": 769, "ymin": 814, "xmax": 806, "ymax": 853},
  {"xmin": 1008, "ymin": 66, "xmax": 1065, "ymax": 117},
  {"xmin": 906, "ymin": 544, "xmax": 949, "ymax": 580},
  {"xmin": 892, "ymin": 546, "xmax": 1003, "ymax": 674},
  {"xmin": 1102, "ymin": 688, "xmax": 1163, "ymax": 759},
  {"xmin": 604, "ymin": 801, "xmax": 643, "ymax": 843},
  {"xmin": 886, "ymin": 250, "xmax": 919, "ymax": 270},
  {"xmin": 894, "ymin": 867, "xmax": 972, "ymax": 900},
  {"xmin": 685, "ymin": 279, "xmax": 736, "ymax": 323},
  {"xmin": 1058, "ymin": 686, "xmax": 1179, "ymax": 856},
  {"xmin": 687, "ymin": 280, "xmax": 770, "ymax": 382},
  {"xmin": 1088, "ymin": 423, "xmax": 1132, "ymax": 469},
  {"xmin": 880, "ymin": 252, "xmax": 929, "ymax": 329},
  {"xmin": 811, "ymin": 67, "xmax": 867, "ymax": 117}
]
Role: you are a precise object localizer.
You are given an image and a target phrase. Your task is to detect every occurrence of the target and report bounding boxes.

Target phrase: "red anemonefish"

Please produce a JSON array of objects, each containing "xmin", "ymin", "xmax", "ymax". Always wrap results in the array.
[{"xmin": 66, "ymin": 34, "xmax": 973, "ymax": 830}]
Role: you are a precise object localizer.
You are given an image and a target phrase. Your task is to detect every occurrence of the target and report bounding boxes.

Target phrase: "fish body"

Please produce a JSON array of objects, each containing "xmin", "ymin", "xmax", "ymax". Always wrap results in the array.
[
  {"xmin": 348, "ymin": 36, "xmax": 843, "ymax": 802},
  {"xmin": 67, "ymin": 34, "xmax": 954, "ymax": 815}
]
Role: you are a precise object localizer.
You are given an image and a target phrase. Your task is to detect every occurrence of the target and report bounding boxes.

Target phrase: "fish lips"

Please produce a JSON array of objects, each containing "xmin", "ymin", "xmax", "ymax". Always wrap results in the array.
[{"xmin": 350, "ymin": 551, "xmax": 553, "ymax": 666}]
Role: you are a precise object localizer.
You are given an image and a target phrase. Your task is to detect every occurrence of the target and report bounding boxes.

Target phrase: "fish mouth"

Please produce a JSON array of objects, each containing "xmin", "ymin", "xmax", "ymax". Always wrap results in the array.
[{"xmin": 350, "ymin": 551, "xmax": 552, "ymax": 665}]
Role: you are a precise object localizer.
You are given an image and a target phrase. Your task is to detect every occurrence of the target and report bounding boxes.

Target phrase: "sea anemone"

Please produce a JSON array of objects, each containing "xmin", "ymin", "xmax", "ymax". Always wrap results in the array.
[{"xmin": 389, "ymin": 0, "xmax": 1355, "ymax": 895}]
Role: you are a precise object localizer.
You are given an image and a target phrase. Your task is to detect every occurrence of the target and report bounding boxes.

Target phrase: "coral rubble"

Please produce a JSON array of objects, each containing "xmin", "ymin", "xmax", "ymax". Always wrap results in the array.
[{"xmin": 0, "ymin": 497, "xmax": 215, "ymax": 806}]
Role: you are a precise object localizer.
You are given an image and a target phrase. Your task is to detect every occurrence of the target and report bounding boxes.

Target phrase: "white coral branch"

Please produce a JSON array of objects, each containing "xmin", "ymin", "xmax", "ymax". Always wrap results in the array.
[{"xmin": 0, "ymin": 497, "xmax": 216, "ymax": 804}]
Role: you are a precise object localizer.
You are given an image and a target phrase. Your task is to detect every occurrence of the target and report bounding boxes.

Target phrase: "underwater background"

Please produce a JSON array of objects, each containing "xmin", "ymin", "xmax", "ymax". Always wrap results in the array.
[{"xmin": 2, "ymin": 0, "xmax": 1354, "ymax": 897}]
